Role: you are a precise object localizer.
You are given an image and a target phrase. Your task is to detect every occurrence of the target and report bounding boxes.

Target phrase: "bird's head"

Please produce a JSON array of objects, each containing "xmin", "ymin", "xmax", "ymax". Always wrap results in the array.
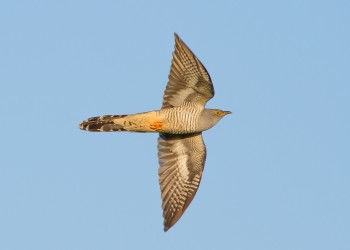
[
  {"xmin": 212, "ymin": 109, "xmax": 232, "ymax": 117},
  {"xmin": 198, "ymin": 109, "xmax": 231, "ymax": 131}
]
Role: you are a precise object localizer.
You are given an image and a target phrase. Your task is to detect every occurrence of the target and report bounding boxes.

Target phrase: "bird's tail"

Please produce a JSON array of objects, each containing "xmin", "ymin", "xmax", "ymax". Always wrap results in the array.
[{"xmin": 79, "ymin": 115, "xmax": 128, "ymax": 132}]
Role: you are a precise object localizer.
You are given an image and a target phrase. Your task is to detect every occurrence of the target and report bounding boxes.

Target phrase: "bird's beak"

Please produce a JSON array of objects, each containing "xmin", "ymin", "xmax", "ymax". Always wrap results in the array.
[{"xmin": 224, "ymin": 111, "xmax": 232, "ymax": 115}]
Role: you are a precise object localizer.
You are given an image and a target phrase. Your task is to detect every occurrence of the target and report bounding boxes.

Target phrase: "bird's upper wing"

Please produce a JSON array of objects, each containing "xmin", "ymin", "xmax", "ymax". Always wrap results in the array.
[
  {"xmin": 161, "ymin": 34, "xmax": 215, "ymax": 109},
  {"xmin": 157, "ymin": 132, "xmax": 206, "ymax": 231}
]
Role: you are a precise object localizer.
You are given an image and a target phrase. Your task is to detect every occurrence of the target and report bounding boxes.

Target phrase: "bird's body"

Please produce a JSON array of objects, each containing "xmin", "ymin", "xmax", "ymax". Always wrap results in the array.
[
  {"xmin": 80, "ymin": 106, "xmax": 229, "ymax": 134},
  {"xmin": 79, "ymin": 34, "xmax": 231, "ymax": 231}
]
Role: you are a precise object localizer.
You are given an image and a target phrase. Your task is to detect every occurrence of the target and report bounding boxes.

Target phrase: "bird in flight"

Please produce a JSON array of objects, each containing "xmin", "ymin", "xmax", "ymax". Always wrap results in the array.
[{"xmin": 79, "ymin": 33, "xmax": 231, "ymax": 232}]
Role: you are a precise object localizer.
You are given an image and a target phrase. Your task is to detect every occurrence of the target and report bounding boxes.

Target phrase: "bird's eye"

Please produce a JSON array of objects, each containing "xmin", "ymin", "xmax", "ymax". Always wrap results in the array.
[{"xmin": 214, "ymin": 110, "xmax": 221, "ymax": 116}]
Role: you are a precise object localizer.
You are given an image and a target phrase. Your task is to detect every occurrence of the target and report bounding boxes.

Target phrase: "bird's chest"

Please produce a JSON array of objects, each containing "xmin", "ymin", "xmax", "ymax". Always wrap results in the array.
[{"xmin": 159, "ymin": 108, "xmax": 201, "ymax": 134}]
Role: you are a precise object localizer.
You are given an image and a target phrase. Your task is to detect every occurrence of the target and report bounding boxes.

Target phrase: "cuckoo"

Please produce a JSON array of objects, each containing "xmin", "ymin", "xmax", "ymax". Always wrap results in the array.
[{"xmin": 79, "ymin": 33, "xmax": 231, "ymax": 231}]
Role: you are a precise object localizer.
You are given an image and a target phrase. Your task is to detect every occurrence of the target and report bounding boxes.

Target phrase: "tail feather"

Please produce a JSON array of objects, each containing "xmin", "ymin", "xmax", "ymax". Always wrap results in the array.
[{"xmin": 79, "ymin": 115, "xmax": 127, "ymax": 132}]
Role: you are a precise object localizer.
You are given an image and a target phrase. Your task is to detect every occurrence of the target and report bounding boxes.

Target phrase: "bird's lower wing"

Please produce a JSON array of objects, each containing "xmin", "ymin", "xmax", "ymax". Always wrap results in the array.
[{"xmin": 157, "ymin": 132, "xmax": 207, "ymax": 231}]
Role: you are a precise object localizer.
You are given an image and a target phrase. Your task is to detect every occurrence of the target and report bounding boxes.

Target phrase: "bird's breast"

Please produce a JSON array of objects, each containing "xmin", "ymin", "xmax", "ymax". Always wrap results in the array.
[{"xmin": 158, "ymin": 107, "xmax": 203, "ymax": 134}]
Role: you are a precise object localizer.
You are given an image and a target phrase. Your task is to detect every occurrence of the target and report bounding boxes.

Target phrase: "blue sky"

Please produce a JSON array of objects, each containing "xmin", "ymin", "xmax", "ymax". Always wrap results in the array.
[{"xmin": 1, "ymin": 1, "xmax": 349, "ymax": 249}]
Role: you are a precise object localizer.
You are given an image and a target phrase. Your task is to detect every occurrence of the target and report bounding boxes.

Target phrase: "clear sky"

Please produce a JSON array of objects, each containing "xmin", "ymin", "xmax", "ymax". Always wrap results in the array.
[{"xmin": 1, "ymin": 1, "xmax": 349, "ymax": 249}]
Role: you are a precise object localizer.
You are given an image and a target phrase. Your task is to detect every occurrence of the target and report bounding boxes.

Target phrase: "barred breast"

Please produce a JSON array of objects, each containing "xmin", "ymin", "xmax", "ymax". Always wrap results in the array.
[{"xmin": 158, "ymin": 105, "xmax": 203, "ymax": 134}]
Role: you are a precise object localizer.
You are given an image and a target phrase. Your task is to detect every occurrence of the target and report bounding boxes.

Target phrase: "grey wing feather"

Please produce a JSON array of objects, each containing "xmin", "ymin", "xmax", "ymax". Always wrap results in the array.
[
  {"xmin": 161, "ymin": 33, "xmax": 215, "ymax": 109},
  {"xmin": 157, "ymin": 132, "xmax": 207, "ymax": 231}
]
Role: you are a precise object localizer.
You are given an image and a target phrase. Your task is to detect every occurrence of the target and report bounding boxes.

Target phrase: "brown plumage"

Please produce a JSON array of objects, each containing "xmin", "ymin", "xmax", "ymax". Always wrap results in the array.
[{"xmin": 79, "ymin": 33, "xmax": 231, "ymax": 231}]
